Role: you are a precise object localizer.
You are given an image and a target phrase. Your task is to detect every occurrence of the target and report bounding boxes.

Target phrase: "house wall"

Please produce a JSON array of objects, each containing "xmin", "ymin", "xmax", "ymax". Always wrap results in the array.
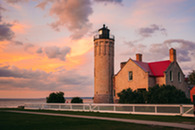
[
  {"xmin": 149, "ymin": 77, "xmax": 156, "ymax": 87},
  {"xmin": 114, "ymin": 60, "xmax": 149, "ymax": 102},
  {"xmin": 156, "ymin": 76, "xmax": 166, "ymax": 86},
  {"xmin": 165, "ymin": 62, "xmax": 189, "ymax": 98}
]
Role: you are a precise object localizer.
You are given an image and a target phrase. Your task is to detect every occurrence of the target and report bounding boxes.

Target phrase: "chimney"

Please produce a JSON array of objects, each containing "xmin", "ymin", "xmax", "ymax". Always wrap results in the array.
[
  {"xmin": 169, "ymin": 48, "xmax": 176, "ymax": 62},
  {"xmin": 120, "ymin": 62, "xmax": 126, "ymax": 69},
  {"xmin": 136, "ymin": 53, "xmax": 142, "ymax": 62}
]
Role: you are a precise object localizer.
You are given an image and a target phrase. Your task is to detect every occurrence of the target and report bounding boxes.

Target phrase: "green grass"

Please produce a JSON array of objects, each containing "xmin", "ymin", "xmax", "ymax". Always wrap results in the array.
[
  {"xmin": 0, "ymin": 111, "xmax": 182, "ymax": 130},
  {"xmin": 1, "ymin": 108, "xmax": 194, "ymax": 124}
]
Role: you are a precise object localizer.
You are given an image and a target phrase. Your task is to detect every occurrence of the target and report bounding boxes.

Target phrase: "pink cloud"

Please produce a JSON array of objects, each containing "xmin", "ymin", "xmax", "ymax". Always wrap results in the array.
[{"xmin": 37, "ymin": 0, "xmax": 93, "ymax": 39}]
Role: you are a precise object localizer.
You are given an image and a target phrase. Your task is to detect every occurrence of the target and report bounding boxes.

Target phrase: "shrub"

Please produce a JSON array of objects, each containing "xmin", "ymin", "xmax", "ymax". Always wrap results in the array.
[
  {"xmin": 71, "ymin": 97, "xmax": 83, "ymax": 103},
  {"xmin": 117, "ymin": 85, "xmax": 191, "ymax": 104},
  {"xmin": 46, "ymin": 91, "xmax": 65, "ymax": 103}
]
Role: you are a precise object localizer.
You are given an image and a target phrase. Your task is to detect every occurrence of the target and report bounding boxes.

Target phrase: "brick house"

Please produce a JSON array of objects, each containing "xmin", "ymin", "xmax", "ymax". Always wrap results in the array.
[{"xmin": 113, "ymin": 48, "xmax": 188, "ymax": 102}]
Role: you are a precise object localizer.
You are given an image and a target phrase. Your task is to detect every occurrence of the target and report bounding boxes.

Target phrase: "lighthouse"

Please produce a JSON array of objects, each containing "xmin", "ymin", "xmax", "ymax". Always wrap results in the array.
[{"xmin": 93, "ymin": 24, "xmax": 114, "ymax": 103}]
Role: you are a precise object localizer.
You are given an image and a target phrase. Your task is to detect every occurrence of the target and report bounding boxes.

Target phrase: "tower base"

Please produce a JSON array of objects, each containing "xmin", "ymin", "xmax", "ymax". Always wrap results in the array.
[{"xmin": 94, "ymin": 94, "xmax": 113, "ymax": 103}]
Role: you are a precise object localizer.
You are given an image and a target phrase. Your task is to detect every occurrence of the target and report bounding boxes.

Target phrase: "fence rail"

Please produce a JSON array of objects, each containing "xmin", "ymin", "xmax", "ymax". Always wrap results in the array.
[{"xmin": 24, "ymin": 103, "xmax": 194, "ymax": 117}]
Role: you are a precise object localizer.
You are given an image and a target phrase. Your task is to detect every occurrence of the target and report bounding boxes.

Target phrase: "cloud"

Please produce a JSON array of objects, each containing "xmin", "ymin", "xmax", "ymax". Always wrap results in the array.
[
  {"xmin": 94, "ymin": 0, "xmax": 122, "ymax": 4},
  {"xmin": 37, "ymin": 0, "xmax": 93, "ymax": 39},
  {"xmin": 36, "ymin": 0, "xmax": 48, "ymax": 10},
  {"xmin": 163, "ymin": 39, "xmax": 195, "ymax": 62},
  {"xmin": 0, "ymin": 66, "xmax": 93, "ymax": 91},
  {"xmin": 0, "ymin": 6, "xmax": 15, "ymax": 41},
  {"xmin": 0, "ymin": 5, "xmax": 6, "ymax": 12},
  {"xmin": 0, "ymin": 23, "xmax": 14, "ymax": 41},
  {"xmin": 0, "ymin": 66, "xmax": 49, "ymax": 79},
  {"xmin": 138, "ymin": 24, "xmax": 167, "ymax": 37},
  {"xmin": 13, "ymin": 41, "xmax": 23, "ymax": 45},
  {"xmin": 5, "ymin": 0, "xmax": 30, "ymax": 4},
  {"xmin": 123, "ymin": 39, "xmax": 195, "ymax": 63},
  {"xmin": 44, "ymin": 46, "xmax": 71, "ymax": 61},
  {"xmin": 36, "ymin": 47, "xmax": 42, "ymax": 54},
  {"xmin": 124, "ymin": 24, "xmax": 167, "ymax": 47},
  {"xmin": 55, "ymin": 70, "xmax": 93, "ymax": 86}
]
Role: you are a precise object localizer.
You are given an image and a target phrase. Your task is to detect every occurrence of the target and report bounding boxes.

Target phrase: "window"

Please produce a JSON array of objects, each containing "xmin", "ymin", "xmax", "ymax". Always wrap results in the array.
[
  {"xmin": 170, "ymin": 71, "xmax": 173, "ymax": 81},
  {"xmin": 178, "ymin": 72, "xmax": 181, "ymax": 82},
  {"xmin": 128, "ymin": 71, "xmax": 133, "ymax": 81}
]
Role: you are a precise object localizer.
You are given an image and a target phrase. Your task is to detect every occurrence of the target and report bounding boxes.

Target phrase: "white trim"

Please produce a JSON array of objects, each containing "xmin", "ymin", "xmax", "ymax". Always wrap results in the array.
[{"xmin": 24, "ymin": 103, "xmax": 194, "ymax": 117}]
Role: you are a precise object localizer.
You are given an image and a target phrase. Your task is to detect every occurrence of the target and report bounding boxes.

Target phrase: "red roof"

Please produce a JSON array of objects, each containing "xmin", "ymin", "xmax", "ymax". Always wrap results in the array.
[
  {"xmin": 148, "ymin": 60, "xmax": 171, "ymax": 77},
  {"xmin": 133, "ymin": 60, "xmax": 171, "ymax": 77}
]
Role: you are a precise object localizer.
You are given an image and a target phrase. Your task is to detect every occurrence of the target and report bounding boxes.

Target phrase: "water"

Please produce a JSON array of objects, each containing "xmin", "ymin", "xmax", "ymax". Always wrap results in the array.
[{"xmin": 0, "ymin": 98, "xmax": 93, "ymax": 108}]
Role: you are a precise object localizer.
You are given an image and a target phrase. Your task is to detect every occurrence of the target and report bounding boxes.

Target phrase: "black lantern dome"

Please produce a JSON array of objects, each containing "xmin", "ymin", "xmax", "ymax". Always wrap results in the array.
[
  {"xmin": 94, "ymin": 24, "xmax": 114, "ymax": 41},
  {"xmin": 98, "ymin": 24, "xmax": 110, "ymax": 39}
]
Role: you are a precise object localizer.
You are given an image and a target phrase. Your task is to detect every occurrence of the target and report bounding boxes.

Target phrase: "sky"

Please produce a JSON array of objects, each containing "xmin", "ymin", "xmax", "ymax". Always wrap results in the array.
[{"xmin": 0, "ymin": 0, "xmax": 195, "ymax": 98}]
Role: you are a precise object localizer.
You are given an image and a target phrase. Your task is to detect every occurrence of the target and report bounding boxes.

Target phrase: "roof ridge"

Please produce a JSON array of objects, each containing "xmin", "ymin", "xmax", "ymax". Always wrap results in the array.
[{"xmin": 148, "ymin": 60, "xmax": 170, "ymax": 64}]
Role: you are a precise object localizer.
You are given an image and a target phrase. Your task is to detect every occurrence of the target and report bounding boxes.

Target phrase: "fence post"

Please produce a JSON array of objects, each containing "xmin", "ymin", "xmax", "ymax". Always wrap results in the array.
[
  {"xmin": 113, "ymin": 105, "xmax": 116, "ymax": 111},
  {"xmin": 132, "ymin": 105, "xmax": 135, "ymax": 113},
  {"xmin": 193, "ymin": 100, "xmax": 195, "ymax": 117},
  {"xmin": 155, "ymin": 105, "xmax": 157, "ymax": 113},
  {"xmin": 59, "ymin": 104, "xmax": 61, "ymax": 110},
  {"xmin": 41, "ymin": 104, "xmax": 44, "ymax": 110},
  {"xmin": 180, "ymin": 105, "xmax": 183, "ymax": 115},
  {"xmin": 89, "ymin": 103, "xmax": 91, "ymax": 112}
]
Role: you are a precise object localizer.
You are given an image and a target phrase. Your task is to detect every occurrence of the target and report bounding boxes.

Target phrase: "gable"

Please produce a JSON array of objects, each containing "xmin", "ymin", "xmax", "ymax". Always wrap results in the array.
[
  {"xmin": 115, "ymin": 58, "xmax": 147, "ymax": 77},
  {"xmin": 165, "ymin": 61, "xmax": 185, "ymax": 76}
]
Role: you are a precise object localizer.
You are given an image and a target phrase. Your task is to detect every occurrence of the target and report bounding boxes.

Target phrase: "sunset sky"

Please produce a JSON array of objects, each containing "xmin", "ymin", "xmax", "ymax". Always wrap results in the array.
[{"xmin": 0, "ymin": 0, "xmax": 195, "ymax": 98}]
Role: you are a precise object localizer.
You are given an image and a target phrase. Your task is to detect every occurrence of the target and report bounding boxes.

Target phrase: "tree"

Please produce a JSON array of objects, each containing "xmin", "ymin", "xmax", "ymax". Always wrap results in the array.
[
  {"xmin": 117, "ymin": 85, "xmax": 191, "ymax": 104},
  {"xmin": 71, "ymin": 97, "xmax": 83, "ymax": 103},
  {"xmin": 188, "ymin": 70, "xmax": 195, "ymax": 85},
  {"xmin": 46, "ymin": 91, "xmax": 65, "ymax": 103}
]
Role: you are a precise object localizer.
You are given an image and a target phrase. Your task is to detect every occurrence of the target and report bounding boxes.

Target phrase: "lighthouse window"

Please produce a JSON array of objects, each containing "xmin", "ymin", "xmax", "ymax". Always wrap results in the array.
[
  {"xmin": 128, "ymin": 71, "xmax": 133, "ymax": 81},
  {"xmin": 99, "ymin": 30, "xmax": 102, "ymax": 35}
]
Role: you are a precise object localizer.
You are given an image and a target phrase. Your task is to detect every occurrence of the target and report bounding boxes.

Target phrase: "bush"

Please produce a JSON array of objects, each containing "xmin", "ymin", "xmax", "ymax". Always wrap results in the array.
[
  {"xmin": 71, "ymin": 97, "xmax": 83, "ymax": 103},
  {"xmin": 147, "ymin": 85, "xmax": 191, "ymax": 104},
  {"xmin": 118, "ymin": 88, "xmax": 145, "ymax": 103},
  {"xmin": 46, "ymin": 91, "xmax": 65, "ymax": 103},
  {"xmin": 117, "ymin": 85, "xmax": 191, "ymax": 104}
]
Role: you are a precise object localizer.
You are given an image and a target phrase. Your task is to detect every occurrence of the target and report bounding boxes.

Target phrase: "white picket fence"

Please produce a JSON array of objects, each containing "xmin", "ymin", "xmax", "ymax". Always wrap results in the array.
[{"xmin": 24, "ymin": 103, "xmax": 194, "ymax": 117}]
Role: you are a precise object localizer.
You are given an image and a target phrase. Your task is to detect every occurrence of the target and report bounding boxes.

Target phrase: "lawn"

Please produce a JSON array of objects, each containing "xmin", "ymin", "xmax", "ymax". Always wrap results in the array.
[
  {"xmin": 1, "ymin": 108, "xmax": 194, "ymax": 124},
  {"xmin": 0, "ymin": 111, "xmax": 180, "ymax": 130}
]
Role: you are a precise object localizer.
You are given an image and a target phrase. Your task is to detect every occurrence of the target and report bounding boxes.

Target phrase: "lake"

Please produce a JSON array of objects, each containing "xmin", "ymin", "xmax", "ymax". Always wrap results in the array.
[{"xmin": 0, "ymin": 98, "xmax": 93, "ymax": 108}]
